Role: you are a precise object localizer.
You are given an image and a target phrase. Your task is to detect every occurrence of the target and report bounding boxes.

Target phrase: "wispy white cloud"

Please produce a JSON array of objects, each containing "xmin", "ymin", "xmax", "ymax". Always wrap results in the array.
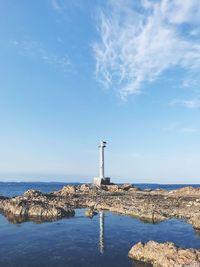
[
  {"xmin": 170, "ymin": 98, "xmax": 200, "ymax": 109},
  {"xmin": 51, "ymin": 0, "xmax": 62, "ymax": 11},
  {"xmin": 181, "ymin": 127, "xmax": 200, "ymax": 133},
  {"xmin": 93, "ymin": 0, "xmax": 200, "ymax": 98},
  {"xmin": 8, "ymin": 39, "xmax": 71, "ymax": 74},
  {"xmin": 163, "ymin": 123, "xmax": 200, "ymax": 134},
  {"xmin": 162, "ymin": 123, "xmax": 179, "ymax": 133},
  {"xmin": 131, "ymin": 152, "xmax": 143, "ymax": 159}
]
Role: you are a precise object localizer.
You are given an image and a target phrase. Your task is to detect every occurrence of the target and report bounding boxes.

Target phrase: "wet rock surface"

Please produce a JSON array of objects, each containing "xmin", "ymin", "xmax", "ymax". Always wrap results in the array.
[{"xmin": 128, "ymin": 241, "xmax": 200, "ymax": 267}]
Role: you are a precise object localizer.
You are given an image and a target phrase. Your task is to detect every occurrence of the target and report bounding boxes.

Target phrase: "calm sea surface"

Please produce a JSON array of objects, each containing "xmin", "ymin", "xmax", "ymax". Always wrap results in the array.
[{"xmin": 0, "ymin": 182, "xmax": 200, "ymax": 267}]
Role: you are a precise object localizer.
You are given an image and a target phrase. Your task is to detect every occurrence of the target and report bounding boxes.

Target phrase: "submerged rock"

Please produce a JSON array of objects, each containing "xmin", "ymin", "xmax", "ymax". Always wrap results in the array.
[
  {"xmin": 85, "ymin": 208, "xmax": 98, "ymax": 218},
  {"xmin": 128, "ymin": 241, "xmax": 200, "ymax": 267}
]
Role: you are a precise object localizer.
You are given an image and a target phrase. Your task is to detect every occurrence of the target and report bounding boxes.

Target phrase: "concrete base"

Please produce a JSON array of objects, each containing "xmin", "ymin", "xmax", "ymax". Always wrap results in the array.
[{"xmin": 93, "ymin": 177, "xmax": 110, "ymax": 186}]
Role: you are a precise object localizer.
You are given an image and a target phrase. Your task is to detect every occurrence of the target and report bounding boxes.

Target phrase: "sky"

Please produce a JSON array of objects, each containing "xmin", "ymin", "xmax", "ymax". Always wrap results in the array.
[{"xmin": 0, "ymin": 0, "xmax": 200, "ymax": 183}]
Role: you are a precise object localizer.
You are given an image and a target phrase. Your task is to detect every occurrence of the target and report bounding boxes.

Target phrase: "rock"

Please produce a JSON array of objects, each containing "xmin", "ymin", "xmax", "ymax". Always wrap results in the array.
[
  {"xmin": 106, "ymin": 185, "xmax": 120, "ymax": 192},
  {"xmin": 80, "ymin": 184, "xmax": 91, "ymax": 193},
  {"xmin": 103, "ymin": 184, "xmax": 135, "ymax": 193},
  {"xmin": 189, "ymin": 215, "xmax": 200, "ymax": 230},
  {"xmin": 144, "ymin": 189, "xmax": 152, "ymax": 192},
  {"xmin": 128, "ymin": 241, "xmax": 200, "ymax": 267},
  {"xmin": 57, "ymin": 185, "xmax": 76, "ymax": 195},
  {"xmin": 0, "ymin": 195, "xmax": 9, "ymax": 200},
  {"xmin": 23, "ymin": 190, "xmax": 43, "ymax": 199},
  {"xmin": 1, "ymin": 199, "xmax": 74, "ymax": 219},
  {"xmin": 170, "ymin": 186, "xmax": 200, "ymax": 196},
  {"xmin": 85, "ymin": 208, "xmax": 98, "ymax": 218},
  {"xmin": 120, "ymin": 184, "xmax": 133, "ymax": 191},
  {"xmin": 154, "ymin": 189, "xmax": 166, "ymax": 193},
  {"xmin": 128, "ymin": 187, "xmax": 140, "ymax": 193}
]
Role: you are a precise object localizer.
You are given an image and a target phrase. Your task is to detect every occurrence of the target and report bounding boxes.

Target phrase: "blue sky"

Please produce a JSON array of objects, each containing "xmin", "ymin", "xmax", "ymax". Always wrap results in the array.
[{"xmin": 0, "ymin": 0, "xmax": 200, "ymax": 183}]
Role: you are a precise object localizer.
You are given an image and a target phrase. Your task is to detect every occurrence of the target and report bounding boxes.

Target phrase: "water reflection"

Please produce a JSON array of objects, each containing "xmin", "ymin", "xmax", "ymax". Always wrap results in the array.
[
  {"xmin": 99, "ymin": 211, "xmax": 105, "ymax": 253},
  {"xmin": 0, "ymin": 209, "xmax": 200, "ymax": 267},
  {"xmin": 0, "ymin": 211, "xmax": 75, "ymax": 224},
  {"xmin": 97, "ymin": 211, "xmax": 152, "ymax": 266}
]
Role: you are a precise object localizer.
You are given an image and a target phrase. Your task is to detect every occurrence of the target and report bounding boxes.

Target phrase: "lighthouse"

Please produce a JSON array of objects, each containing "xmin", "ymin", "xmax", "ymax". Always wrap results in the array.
[{"xmin": 93, "ymin": 140, "xmax": 110, "ymax": 186}]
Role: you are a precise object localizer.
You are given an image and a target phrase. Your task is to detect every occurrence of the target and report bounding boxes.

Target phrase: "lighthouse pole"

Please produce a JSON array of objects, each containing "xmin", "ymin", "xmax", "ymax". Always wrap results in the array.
[
  {"xmin": 99, "ymin": 141, "xmax": 106, "ymax": 179},
  {"xmin": 93, "ymin": 140, "xmax": 110, "ymax": 186}
]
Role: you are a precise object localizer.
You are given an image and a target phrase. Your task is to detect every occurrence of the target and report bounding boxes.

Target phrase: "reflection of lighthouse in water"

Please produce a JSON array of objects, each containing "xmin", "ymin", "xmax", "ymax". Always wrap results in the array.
[{"xmin": 99, "ymin": 211, "xmax": 105, "ymax": 254}]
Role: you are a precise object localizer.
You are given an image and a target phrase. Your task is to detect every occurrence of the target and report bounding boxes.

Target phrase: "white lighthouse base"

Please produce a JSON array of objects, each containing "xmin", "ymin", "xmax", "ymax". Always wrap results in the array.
[{"xmin": 93, "ymin": 177, "xmax": 110, "ymax": 186}]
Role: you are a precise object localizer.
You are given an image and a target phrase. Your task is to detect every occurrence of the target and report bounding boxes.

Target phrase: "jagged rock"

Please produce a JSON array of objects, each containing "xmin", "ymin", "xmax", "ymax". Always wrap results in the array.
[
  {"xmin": 1, "ymin": 198, "xmax": 74, "ymax": 219},
  {"xmin": 170, "ymin": 186, "xmax": 200, "ymax": 196},
  {"xmin": 128, "ymin": 241, "xmax": 200, "ymax": 267},
  {"xmin": 143, "ymin": 189, "xmax": 152, "ymax": 192},
  {"xmin": 23, "ymin": 190, "xmax": 43, "ymax": 199},
  {"xmin": 120, "ymin": 184, "xmax": 133, "ymax": 191},
  {"xmin": 106, "ymin": 185, "xmax": 120, "ymax": 192},
  {"xmin": 85, "ymin": 208, "xmax": 98, "ymax": 218},
  {"xmin": 102, "ymin": 184, "xmax": 134, "ymax": 192},
  {"xmin": 189, "ymin": 215, "xmax": 200, "ymax": 230},
  {"xmin": 154, "ymin": 189, "xmax": 166, "ymax": 193},
  {"xmin": 128, "ymin": 187, "xmax": 140, "ymax": 193},
  {"xmin": 0, "ymin": 195, "xmax": 9, "ymax": 200},
  {"xmin": 56, "ymin": 185, "xmax": 76, "ymax": 195},
  {"xmin": 80, "ymin": 184, "xmax": 91, "ymax": 192}
]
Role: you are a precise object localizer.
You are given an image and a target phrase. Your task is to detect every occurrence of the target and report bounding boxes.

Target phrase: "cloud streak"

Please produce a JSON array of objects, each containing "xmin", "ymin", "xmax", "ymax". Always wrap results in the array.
[
  {"xmin": 163, "ymin": 124, "xmax": 200, "ymax": 134},
  {"xmin": 8, "ymin": 40, "xmax": 71, "ymax": 74},
  {"xmin": 181, "ymin": 127, "xmax": 200, "ymax": 133},
  {"xmin": 170, "ymin": 98, "xmax": 200, "ymax": 109},
  {"xmin": 93, "ymin": 0, "xmax": 200, "ymax": 98},
  {"xmin": 51, "ymin": 0, "xmax": 62, "ymax": 11}
]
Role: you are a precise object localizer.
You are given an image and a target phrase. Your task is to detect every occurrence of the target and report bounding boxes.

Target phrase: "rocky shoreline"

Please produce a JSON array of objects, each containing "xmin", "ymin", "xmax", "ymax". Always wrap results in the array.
[
  {"xmin": 1, "ymin": 183, "xmax": 200, "ymax": 266},
  {"xmin": 1, "ymin": 183, "xmax": 200, "ymax": 228}
]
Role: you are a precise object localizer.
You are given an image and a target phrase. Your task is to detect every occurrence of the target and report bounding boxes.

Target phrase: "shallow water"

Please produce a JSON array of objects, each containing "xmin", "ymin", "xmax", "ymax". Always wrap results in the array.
[{"xmin": 0, "ymin": 209, "xmax": 200, "ymax": 267}]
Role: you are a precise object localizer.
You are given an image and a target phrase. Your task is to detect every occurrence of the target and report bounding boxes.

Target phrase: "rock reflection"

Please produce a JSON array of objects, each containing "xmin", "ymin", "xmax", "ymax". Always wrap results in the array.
[
  {"xmin": 194, "ymin": 229, "xmax": 200, "ymax": 236},
  {"xmin": 1, "ymin": 211, "xmax": 75, "ymax": 224},
  {"xmin": 133, "ymin": 260, "xmax": 152, "ymax": 267}
]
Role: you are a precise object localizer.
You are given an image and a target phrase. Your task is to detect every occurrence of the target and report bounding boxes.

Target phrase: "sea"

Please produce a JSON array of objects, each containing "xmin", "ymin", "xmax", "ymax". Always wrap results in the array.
[{"xmin": 0, "ymin": 182, "xmax": 200, "ymax": 267}]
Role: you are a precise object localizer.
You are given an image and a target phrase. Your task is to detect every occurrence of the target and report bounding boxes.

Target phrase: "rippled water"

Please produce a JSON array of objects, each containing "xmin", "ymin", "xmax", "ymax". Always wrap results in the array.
[{"xmin": 0, "ymin": 209, "xmax": 200, "ymax": 267}]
